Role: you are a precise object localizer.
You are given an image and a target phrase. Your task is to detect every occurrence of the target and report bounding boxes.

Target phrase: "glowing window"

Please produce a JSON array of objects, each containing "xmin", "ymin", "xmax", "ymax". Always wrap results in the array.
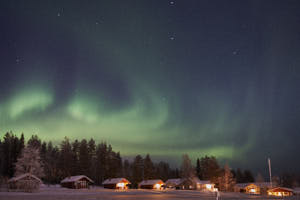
[
  {"xmin": 154, "ymin": 184, "xmax": 161, "ymax": 189},
  {"xmin": 117, "ymin": 182, "xmax": 125, "ymax": 188},
  {"xmin": 250, "ymin": 188, "xmax": 256, "ymax": 193},
  {"xmin": 206, "ymin": 184, "xmax": 212, "ymax": 189}
]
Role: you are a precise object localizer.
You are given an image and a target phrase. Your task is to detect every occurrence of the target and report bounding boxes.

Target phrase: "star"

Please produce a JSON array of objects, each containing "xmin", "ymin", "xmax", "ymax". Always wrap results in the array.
[
  {"xmin": 170, "ymin": 1, "xmax": 175, "ymax": 5},
  {"xmin": 232, "ymin": 50, "xmax": 239, "ymax": 55}
]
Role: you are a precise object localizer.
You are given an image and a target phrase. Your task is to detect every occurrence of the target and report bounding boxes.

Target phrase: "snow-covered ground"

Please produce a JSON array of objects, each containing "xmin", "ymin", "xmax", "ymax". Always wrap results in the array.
[{"xmin": 0, "ymin": 186, "xmax": 298, "ymax": 200}]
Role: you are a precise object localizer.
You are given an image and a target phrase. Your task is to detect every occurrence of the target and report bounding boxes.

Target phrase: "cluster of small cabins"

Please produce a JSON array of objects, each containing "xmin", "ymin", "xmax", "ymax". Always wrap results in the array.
[{"xmin": 7, "ymin": 173, "xmax": 299, "ymax": 197}]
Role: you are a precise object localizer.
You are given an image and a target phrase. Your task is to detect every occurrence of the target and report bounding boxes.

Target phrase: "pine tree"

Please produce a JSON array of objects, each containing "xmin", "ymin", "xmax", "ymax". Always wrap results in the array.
[
  {"xmin": 2, "ymin": 132, "xmax": 24, "ymax": 177},
  {"xmin": 88, "ymin": 138, "xmax": 96, "ymax": 178},
  {"xmin": 27, "ymin": 135, "xmax": 41, "ymax": 149},
  {"xmin": 14, "ymin": 146, "xmax": 44, "ymax": 178},
  {"xmin": 44, "ymin": 142, "xmax": 60, "ymax": 183},
  {"xmin": 59, "ymin": 137, "xmax": 73, "ymax": 177},
  {"xmin": 244, "ymin": 169, "xmax": 254, "ymax": 182},
  {"xmin": 236, "ymin": 168, "xmax": 244, "ymax": 183},
  {"xmin": 96, "ymin": 142, "xmax": 107, "ymax": 184},
  {"xmin": 132, "ymin": 155, "xmax": 143, "ymax": 187},
  {"xmin": 71, "ymin": 139, "xmax": 80, "ymax": 175},
  {"xmin": 79, "ymin": 139, "xmax": 89, "ymax": 175},
  {"xmin": 199, "ymin": 156, "xmax": 220, "ymax": 182},
  {"xmin": 123, "ymin": 159, "xmax": 131, "ymax": 180},
  {"xmin": 144, "ymin": 154, "xmax": 155, "ymax": 180},
  {"xmin": 196, "ymin": 158, "xmax": 201, "ymax": 179}
]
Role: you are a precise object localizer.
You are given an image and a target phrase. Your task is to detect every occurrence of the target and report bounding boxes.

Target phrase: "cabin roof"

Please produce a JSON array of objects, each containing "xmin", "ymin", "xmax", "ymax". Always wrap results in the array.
[
  {"xmin": 139, "ymin": 179, "xmax": 164, "ymax": 185},
  {"xmin": 165, "ymin": 178, "xmax": 183, "ymax": 185},
  {"xmin": 8, "ymin": 173, "xmax": 42, "ymax": 183},
  {"xmin": 192, "ymin": 177, "xmax": 213, "ymax": 185},
  {"xmin": 102, "ymin": 178, "xmax": 131, "ymax": 185},
  {"xmin": 61, "ymin": 175, "xmax": 94, "ymax": 183},
  {"xmin": 268, "ymin": 187, "xmax": 293, "ymax": 192},
  {"xmin": 166, "ymin": 178, "xmax": 213, "ymax": 186},
  {"xmin": 235, "ymin": 182, "xmax": 273, "ymax": 188}
]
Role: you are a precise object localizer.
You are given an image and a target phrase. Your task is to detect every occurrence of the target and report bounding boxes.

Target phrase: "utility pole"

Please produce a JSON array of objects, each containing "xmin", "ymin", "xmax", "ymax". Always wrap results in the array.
[{"xmin": 268, "ymin": 158, "xmax": 272, "ymax": 188}]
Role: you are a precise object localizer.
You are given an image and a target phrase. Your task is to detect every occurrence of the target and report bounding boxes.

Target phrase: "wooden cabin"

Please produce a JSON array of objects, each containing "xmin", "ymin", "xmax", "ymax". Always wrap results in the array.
[
  {"xmin": 8, "ymin": 173, "xmax": 42, "ymax": 192},
  {"xmin": 102, "ymin": 178, "xmax": 131, "ymax": 189},
  {"xmin": 195, "ymin": 179, "xmax": 216, "ymax": 191},
  {"xmin": 172, "ymin": 177, "xmax": 215, "ymax": 191},
  {"xmin": 268, "ymin": 187, "xmax": 293, "ymax": 197},
  {"xmin": 234, "ymin": 182, "xmax": 273, "ymax": 195},
  {"xmin": 61, "ymin": 175, "xmax": 94, "ymax": 189},
  {"xmin": 165, "ymin": 178, "xmax": 183, "ymax": 189},
  {"xmin": 139, "ymin": 179, "xmax": 164, "ymax": 189}
]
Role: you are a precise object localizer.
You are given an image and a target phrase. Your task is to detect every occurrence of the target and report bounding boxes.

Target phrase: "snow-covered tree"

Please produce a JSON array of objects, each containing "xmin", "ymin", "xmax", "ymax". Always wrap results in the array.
[
  {"xmin": 180, "ymin": 154, "xmax": 196, "ymax": 180},
  {"xmin": 14, "ymin": 146, "xmax": 44, "ymax": 178},
  {"xmin": 255, "ymin": 173, "xmax": 264, "ymax": 183},
  {"xmin": 218, "ymin": 164, "xmax": 235, "ymax": 191}
]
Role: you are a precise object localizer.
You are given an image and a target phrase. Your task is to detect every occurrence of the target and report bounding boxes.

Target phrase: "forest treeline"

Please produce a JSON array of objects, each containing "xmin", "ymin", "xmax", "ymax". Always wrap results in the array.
[{"xmin": 0, "ymin": 132, "xmax": 299, "ymax": 188}]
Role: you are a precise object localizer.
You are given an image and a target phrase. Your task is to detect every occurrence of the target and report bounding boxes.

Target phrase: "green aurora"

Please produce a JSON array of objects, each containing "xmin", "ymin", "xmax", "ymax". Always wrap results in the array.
[{"xmin": 1, "ymin": 0, "xmax": 300, "ymax": 172}]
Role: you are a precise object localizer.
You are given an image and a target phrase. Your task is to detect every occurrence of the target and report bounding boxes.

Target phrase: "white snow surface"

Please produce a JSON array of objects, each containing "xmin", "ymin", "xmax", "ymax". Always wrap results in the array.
[{"xmin": 0, "ymin": 186, "xmax": 298, "ymax": 200}]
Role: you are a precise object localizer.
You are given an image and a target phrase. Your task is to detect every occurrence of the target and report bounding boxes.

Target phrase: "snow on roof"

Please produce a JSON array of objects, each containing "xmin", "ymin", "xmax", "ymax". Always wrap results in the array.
[
  {"xmin": 268, "ymin": 187, "xmax": 293, "ymax": 192},
  {"xmin": 235, "ymin": 182, "xmax": 273, "ymax": 188},
  {"xmin": 165, "ymin": 177, "xmax": 212, "ymax": 186},
  {"xmin": 193, "ymin": 177, "xmax": 212, "ymax": 184},
  {"xmin": 102, "ymin": 178, "xmax": 131, "ymax": 185},
  {"xmin": 61, "ymin": 175, "xmax": 94, "ymax": 183},
  {"xmin": 197, "ymin": 180, "xmax": 212, "ymax": 185},
  {"xmin": 139, "ymin": 179, "xmax": 164, "ymax": 186},
  {"xmin": 165, "ymin": 178, "xmax": 183, "ymax": 186},
  {"xmin": 8, "ymin": 173, "xmax": 42, "ymax": 183}
]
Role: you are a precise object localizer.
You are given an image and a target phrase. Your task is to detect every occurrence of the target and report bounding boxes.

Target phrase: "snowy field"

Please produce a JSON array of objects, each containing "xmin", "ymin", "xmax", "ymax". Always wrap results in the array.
[{"xmin": 0, "ymin": 186, "xmax": 299, "ymax": 200}]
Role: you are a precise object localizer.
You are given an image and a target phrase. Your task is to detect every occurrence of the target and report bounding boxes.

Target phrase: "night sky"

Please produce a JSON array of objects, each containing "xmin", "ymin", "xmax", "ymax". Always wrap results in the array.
[{"xmin": 1, "ymin": 0, "xmax": 300, "ymax": 174}]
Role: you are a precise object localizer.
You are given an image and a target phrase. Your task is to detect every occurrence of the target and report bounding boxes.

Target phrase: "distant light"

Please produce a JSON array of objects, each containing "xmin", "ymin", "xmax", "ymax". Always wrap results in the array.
[
  {"xmin": 250, "ymin": 188, "xmax": 256, "ymax": 193},
  {"xmin": 154, "ymin": 183, "xmax": 161, "ymax": 189},
  {"xmin": 116, "ymin": 182, "xmax": 125, "ymax": 189},
  {"xmin": 206, "ymin": 184, "xmax": 212, "ymax": 189},
  {"xmin": 170, "ymin": 1, "xmax": 175, "ymax": 5}
]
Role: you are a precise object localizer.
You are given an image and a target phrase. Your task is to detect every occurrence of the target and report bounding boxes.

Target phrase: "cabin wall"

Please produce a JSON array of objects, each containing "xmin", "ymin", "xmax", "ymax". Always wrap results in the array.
[
  {"xmin": 104, "ymin": 184, "xmax": 116, "ymax": 189},
  {"xmin": 140, "ymin": 185, "xmax": 155, "ymax": 189},
  {"xmin": 61, "ymin": 178, "xmax": 91, "ymax": 189}
]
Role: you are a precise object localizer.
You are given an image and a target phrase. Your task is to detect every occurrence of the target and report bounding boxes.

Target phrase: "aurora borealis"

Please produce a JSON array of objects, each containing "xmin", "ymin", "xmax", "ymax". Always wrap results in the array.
[{"xmin": 1, "ymin": 0, "xmax": 300, "ymax": 173}]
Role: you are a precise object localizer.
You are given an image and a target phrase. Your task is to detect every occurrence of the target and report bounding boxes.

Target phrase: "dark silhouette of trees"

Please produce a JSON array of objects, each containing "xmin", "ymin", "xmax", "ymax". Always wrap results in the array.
[
  {"xmin": 0, "ymin": 132, "xmax": 25, "ymax": 177},
  {"xmin": 132, "ymin": 155, "xmax": 143, "ymax": 187},
  {"xmin": 197, "ymin": 155, "xmax": 220, "ymax": 182},
  {"xmin": 2, "ymin": 132, "xmax": 297, "ymax": 188},
  {"xmin": 143, "ymin": 154, "xmax": 155, "ymax": 180}
]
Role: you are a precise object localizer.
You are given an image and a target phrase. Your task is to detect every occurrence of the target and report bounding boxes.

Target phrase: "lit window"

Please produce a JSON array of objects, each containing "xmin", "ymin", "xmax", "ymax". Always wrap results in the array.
[
  {"xmin": 206, "ymin": 184, "xmax": 212, "ymax": 189},
  {"xmin": 154, "ymin": 184, "xmax": 161, "ymax": 189},
  {"xmin": 250, "ymin": 188, "xmax": 256, "ymax": 193},
  {"xmin": 117, "ymin": 182, "xmax": 125, "ymax": 189}
]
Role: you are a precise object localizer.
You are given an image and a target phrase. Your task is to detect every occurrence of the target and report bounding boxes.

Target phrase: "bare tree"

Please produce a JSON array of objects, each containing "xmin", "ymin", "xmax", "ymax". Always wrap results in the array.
[
  {"xmin": 255, "ymin": 173, "xmax": 264, "ymax": 183},
  {"xmin": 180, "ymin": 154, "xmax": 196, "ymax": 180},
  {"xmin": 218, "ymin": 164, "xmax": 235, "ymax": 191}
]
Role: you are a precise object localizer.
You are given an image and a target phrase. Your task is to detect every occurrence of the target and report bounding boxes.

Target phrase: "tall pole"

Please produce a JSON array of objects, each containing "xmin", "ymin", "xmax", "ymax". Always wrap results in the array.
[{"xmin": 268, "ymin": 158, "xmax": 272, "ymax": 187}]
